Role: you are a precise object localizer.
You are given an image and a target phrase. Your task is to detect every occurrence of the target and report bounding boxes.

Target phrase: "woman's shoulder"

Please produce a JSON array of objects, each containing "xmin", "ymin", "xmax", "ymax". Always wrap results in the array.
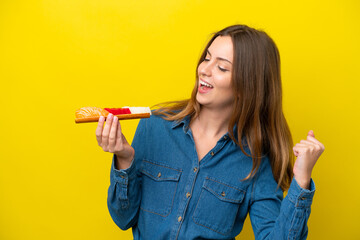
[
  {"xmin": 252, "ymin": 155, "xmax": 281, "ymax": 191},
  {"xmin": 139, "ymin": 112, "xmax": 177, "ymax": 129}
]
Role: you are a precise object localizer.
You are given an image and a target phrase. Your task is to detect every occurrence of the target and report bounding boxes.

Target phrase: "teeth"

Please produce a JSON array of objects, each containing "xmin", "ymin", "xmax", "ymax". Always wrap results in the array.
[{"xmin": 200, "ymin": 80, "xmax": 213, "ymax": 88}]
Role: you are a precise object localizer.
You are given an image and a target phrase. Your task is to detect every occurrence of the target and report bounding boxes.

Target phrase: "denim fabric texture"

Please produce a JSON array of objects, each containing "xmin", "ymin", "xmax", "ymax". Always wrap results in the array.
[{"xmin": 107, "ymin": 114, "xmax": 315, "ymax": 240}]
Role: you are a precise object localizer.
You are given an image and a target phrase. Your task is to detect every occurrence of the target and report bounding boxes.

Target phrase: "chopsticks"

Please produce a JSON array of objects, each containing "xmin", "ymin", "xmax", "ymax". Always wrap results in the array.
[{"xmin": 75, "ymin": 113, "xmax": 151, "ymax": 123}]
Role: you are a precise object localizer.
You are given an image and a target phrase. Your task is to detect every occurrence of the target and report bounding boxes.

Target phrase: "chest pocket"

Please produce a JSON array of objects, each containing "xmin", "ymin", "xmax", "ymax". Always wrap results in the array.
[
  {"xmin": 192, "ymin": 177, "xmax": 246, "ymax": 236},
  {"xmin": 140, "ymin": 160, "xmax": 182, "ymax": 217}
]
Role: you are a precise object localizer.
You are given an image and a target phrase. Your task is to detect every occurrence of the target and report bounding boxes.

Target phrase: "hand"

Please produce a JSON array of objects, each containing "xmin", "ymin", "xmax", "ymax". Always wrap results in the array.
[
  {"xmin": 96, "ymin": 113, "xmax": 135, "ymax": 169},
  {"xmin": 293, "ymin": 130, "xmax": 325, "ymax": 189}
]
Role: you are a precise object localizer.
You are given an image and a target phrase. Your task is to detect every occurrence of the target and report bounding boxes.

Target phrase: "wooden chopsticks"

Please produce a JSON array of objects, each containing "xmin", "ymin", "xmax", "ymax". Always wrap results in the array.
[{"xmin": 75, "ymin": 113, "xmax": 151, "ymax": 123}]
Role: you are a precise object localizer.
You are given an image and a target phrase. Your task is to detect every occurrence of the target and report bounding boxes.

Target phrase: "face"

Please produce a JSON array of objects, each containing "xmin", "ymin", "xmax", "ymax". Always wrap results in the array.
[{"xmin": 196, "ymin": 36, "xmax": 234, "ymax": 111}]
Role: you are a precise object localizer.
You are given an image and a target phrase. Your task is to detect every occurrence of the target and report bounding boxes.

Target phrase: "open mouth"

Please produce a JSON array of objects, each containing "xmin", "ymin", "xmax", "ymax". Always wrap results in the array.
[{"xmin": 199, "ymin": 80, "xmax": 214, "ymax": 89}]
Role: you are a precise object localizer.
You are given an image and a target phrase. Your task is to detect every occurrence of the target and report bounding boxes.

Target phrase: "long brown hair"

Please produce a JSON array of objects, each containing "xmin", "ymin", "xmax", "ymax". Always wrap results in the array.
[{"xmin": 153, "ymin": 24, "xmax": 294, "ymax": 191}]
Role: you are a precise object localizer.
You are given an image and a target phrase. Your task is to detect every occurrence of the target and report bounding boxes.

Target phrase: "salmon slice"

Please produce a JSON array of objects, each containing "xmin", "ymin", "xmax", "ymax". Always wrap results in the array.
[{"xmin": 75, "ymin": 107, "xmax": 110, "ymax": 119}]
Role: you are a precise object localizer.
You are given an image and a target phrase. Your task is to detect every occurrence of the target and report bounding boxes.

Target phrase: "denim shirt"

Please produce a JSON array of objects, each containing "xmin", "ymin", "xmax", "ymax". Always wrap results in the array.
[{"xmin": 107, "ymin": 115, "xmax": 315, "ymax": 240}]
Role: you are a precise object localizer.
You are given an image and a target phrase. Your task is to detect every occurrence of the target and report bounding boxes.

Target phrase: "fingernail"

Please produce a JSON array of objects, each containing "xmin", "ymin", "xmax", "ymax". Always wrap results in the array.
[{"xmin": 114, "ymin": 116, "xmax": 118, "ymax": 121}]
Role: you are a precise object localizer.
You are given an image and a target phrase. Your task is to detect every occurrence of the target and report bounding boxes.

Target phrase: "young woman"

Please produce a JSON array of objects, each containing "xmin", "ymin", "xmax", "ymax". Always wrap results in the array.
[{"xmin": 96, "ymin": 24, "xmax": 325, "ymax": 240}]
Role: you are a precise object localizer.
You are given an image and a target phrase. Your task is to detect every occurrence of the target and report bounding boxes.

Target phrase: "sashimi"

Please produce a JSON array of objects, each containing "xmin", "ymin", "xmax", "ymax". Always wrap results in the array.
[{"xmin": 75, "ymin": 107, "xmax": 151, "ymax": 123}]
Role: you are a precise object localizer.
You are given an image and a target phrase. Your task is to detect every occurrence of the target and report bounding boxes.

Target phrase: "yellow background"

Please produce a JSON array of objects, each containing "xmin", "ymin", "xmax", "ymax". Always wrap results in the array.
[{"xmin": 0, "ymin": 0, "xmax": 359, "ymax": 239}]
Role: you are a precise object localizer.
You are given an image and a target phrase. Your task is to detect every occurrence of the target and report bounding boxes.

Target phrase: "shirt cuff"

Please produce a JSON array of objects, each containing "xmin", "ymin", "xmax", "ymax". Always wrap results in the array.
[
  {"xmin": 111, "ymin": 154, "xmax": 136, "ymax": 185},
  {"xmin": 287, "ymin": 177, "xmax": 316, "ymax": 208}
]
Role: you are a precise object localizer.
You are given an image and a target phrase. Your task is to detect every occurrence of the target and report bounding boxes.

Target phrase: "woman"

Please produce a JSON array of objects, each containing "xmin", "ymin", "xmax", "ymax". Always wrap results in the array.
[{"xmin": 96, "ymin": 24, "xmax": 325, "ymax": 239}]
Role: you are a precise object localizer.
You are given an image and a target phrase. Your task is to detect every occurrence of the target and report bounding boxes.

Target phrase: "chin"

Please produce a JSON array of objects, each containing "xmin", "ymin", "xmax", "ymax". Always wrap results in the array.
[{"xmin": 195, "ymin": 92, "xmax": 208, "ymax": 106}]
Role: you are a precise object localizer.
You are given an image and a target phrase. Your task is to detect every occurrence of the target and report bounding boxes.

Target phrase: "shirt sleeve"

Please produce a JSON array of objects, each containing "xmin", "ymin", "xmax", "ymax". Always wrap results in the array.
[
  {"xmin": 249, "ymin": 158, "xmax": 315, "ymax": 240},
  {"xmin": 107, "ymin": 118, "xmax": 147, "ymax": 230}
]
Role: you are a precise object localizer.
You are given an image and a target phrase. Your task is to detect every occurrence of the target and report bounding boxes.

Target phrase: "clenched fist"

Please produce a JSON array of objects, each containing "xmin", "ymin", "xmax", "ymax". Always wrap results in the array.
[{"xmin": 293, "ymin": 130, "xmax": 325, "ymax": 189}]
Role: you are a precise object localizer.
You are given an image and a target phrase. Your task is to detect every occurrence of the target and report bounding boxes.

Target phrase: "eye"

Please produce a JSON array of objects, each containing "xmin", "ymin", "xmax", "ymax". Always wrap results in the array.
[
  {"xmin": 204, "ymin": 53, "xmax": 211, "ymax": 62},
  {"xmin": 218, "ymin": 66, "xmax": 228, "ymax": 72}
]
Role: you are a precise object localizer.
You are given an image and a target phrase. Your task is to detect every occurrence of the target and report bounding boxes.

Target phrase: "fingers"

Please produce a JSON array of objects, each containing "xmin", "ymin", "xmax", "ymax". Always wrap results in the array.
[
  {"xmin": 96, "ymin": 116, "xmax": 105, "ymax": 146},
  {"xmin": 299, "ymin": 140, "xmax": 319, "ymax": 148},
  {"xmin": 305, "ymin": 131, "xmax": 325, "ymax": 151},
  {"xmin": 102, "ymin": 114, "xmax": 114, "ymax": 151},
  {"xmin": 293, "ymin": 143, "xmax": 312, "ymax": 152},
  {"xmin": 293, "ymin": 141, "xmax": 324, "ymax": 157},
  {"xmin": 115, "ymin": 121, "xmax": 124, "ymax": 151},
  {"xmin": 307, "ymin": 137, "xmax": 325, "ymax": 151},
  {"xmin": 308, "ymin": 130, "xmax": 315, "ymax": 138},
  {"xmin": 96, "ymin": 113, "xmax": 128, "ymax": 155},
  {"xmin": 295, "ymin": 130, "xmax": 325, "ymax": 152},
  {"xmin": 108, "ymin": 116, "xmax": 118, "ymax": 152},
  {"xmin": 293, "ymin": 148, "xmax": 299, "ymax": 157}
]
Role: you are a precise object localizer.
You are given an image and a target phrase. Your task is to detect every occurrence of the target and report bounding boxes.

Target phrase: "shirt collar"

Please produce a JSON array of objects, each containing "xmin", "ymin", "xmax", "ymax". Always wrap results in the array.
[
  {"xmin": 172, "ymin": 116, "xmax": 248, "ymax": 148},
  {"xmin": 171, "ymin": 115, "xmax": 191, "ymax": 133},
  {"xmin": 171, "ymin": 116, "xmax": 236, "ymax": 139}
]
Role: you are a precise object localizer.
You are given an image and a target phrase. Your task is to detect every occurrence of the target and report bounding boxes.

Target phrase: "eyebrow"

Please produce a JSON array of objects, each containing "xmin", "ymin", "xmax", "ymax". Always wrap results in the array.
[{"xmin": 207, "ymin": 50, "xmax": 232, "ymax": 64}]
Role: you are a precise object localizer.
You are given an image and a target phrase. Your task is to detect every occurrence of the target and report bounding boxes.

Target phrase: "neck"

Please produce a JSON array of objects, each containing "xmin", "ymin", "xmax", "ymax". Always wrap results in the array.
[{"xmin": 191, "ymin": 105, "xmax": 232, "ymax": 138}]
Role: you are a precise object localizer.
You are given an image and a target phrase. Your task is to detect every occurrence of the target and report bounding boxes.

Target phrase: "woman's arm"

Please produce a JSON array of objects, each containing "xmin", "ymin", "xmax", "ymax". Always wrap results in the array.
[
  {"xmin": 250, "ymin": 173, "xmax": 315, "ymax": 239},
  {"xmin": 107, "ymin": 154, "xmax": 141, "ymax": 230},
  {"xmin": 96, "ymin": 114, "xmax": 146, "ymax": 230},
  {"xmin": 249, "ymin": 130, "xmax": 324, "ymax": 240},
  {"xmin": 292, "ymin": 130, "xmax": 325, "ymax": 189}
]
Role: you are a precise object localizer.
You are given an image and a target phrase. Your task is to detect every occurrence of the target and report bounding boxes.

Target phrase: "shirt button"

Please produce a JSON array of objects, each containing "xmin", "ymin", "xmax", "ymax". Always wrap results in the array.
[
  {"xmin": 186, "ymin": 192, "xmax": 191, "ymax": 198},
  {"xmin": 178, "ymin": 216, "xmax": 182, "ymax": 222},
  {"xmin": 193, "ymin": 167, "xmax": 198, "ymax": 172},
  {"xmin": 221, "ymin": 191, "xmax": 226, "ymax": 197},
  {"xmin": 224, "ymin": 136, "xmax": 228, "ymax": 140},
  {"xmin": 210, "ymin": 152, "xmax": 214, "ymax": 156},
  {"xmin": 157, "ymin": 172, "xmax": 161, "ymax": 178}
]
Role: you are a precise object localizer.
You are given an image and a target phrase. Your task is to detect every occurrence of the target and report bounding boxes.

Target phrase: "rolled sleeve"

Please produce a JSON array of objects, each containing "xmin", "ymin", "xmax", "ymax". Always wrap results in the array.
[
  {"xmin": 110, "ymin": 155, "xmax": 136, "ymax": 200},
  {"xmin": 287, "ymin": 177, "xmax": 316, "ymax": 208}
]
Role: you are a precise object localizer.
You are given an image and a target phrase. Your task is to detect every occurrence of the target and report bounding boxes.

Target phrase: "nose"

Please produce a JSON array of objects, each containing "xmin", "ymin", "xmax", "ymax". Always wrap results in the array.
[{"xmin": 199, "ymin": 61, "xmax": 212, "ymax": 77}]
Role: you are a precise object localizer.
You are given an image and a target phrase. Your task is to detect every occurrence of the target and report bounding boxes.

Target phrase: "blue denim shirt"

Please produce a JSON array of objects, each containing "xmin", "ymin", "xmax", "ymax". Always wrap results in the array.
[{"xmin": 107, "ymin": 114, "xmax": 315, "ymax": 240}]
